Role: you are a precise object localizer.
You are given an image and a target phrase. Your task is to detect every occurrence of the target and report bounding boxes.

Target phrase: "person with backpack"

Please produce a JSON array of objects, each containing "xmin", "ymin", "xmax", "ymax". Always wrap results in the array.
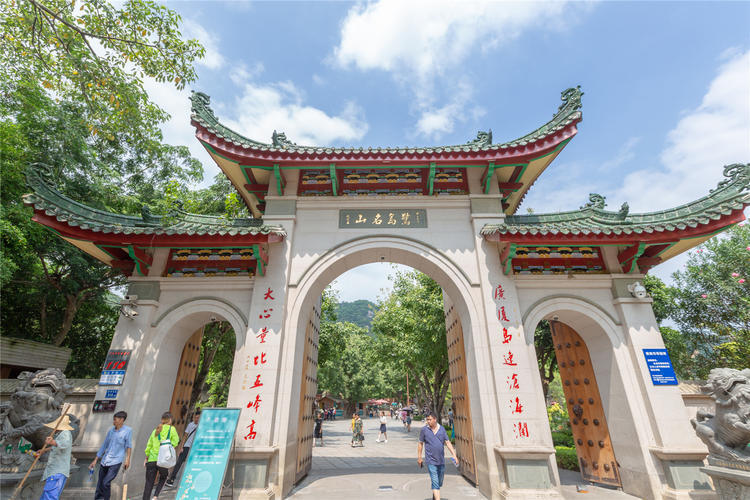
[
  {"xmin": 165, "ymin": 410, "xmax": 200, "ymax": 487},
  {"xmin": 142, "ymin": 412, "xmax": 178, "ymax": 500}
]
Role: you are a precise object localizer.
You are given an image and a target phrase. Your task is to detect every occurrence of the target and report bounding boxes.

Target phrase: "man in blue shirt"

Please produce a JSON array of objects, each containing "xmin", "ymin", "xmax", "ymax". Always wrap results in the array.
[
  {"xmin": 418, "ymin": 412, "xmax": 458, "ymax": 500},
  {"xmin": 89, "ymin": 411, "xmax": 132, "ymax": 500}
]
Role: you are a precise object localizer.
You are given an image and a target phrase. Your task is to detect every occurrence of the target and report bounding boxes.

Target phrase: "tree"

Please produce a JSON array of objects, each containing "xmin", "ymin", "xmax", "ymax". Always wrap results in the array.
[
  {"xmin": 1, "ymin": 0, "xmax": 203, "ymax": 141},
  {"xmin": 643, "ymin": 225, "xmax": 750, "ymax": 379},
  {"xmin": 371, "ymin": 270, "xmax": 450, "ymax": 417},
  {"xmin": 317, "ymin": 322, "xmax": 379, "ymax": 414},
  {"xmin": 534, "ymin": 321, "xmax": 558, "ymax": 400},
  {"xmin": 1, "ymin": 0, "xmax": 208, "ymax": 374},
  {"xmin": 667, "ymin": 225, "xmax": 750, "ymax": 378},
  {"xmin": 191, "ymin": 322, "xmax": 235, "ymax": 410}
]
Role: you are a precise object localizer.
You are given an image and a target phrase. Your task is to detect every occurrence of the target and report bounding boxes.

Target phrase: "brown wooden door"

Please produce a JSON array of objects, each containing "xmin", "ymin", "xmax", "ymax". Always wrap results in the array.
[
  {"xmin": 169, "ymin": 327, "xmax": 204, "ymax": 436},
  {"xmin": 295, "ymin": 304, "xmax": 319, "ymax": 483},
  {"xmin": 549, "ymin": 321, "xmax": 621, "ymax": 487},
  {"xmin": 445, "ymin": 303, "xmax": 477, "ymax": 484}
]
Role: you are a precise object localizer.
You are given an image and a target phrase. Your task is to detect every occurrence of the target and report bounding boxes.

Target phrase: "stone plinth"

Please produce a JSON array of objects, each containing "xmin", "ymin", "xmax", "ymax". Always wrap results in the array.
[{"xmin": 701, "ymin": 457, "xmax": 750, "ymax": 500}]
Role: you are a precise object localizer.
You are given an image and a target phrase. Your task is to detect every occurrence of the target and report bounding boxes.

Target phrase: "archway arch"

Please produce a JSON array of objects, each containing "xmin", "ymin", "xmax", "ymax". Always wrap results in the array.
[
  {"xmin": 276, "ymin": 235, "xmax": 492, "ymax": 493},
  {"xmin": 522, "ymin": 295, "xmax": 658, "ymax": 497}
]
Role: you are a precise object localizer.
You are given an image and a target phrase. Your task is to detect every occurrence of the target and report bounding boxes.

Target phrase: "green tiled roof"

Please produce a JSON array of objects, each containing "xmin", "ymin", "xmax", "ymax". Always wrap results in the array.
[
  {"xmin": 23, "ymin": 164, "xmax": 286, "ymax": 237},
  {"xmin": 481, "ymin": 163, "xmax": 750, "ymax": 237},
  {"xmin": 190, "ymin": 86, "xmax": 583, "ymax": 154}
]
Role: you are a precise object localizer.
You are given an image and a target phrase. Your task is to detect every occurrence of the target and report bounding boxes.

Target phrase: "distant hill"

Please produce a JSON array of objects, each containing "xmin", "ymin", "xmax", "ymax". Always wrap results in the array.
[{"xmin": 336, "ymin": 300, "xmax": 377, "ymax": 330}]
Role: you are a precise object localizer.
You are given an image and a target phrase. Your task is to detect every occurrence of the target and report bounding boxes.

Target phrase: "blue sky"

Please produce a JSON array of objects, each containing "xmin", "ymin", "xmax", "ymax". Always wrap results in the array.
[{"xmin": 149, "ymin": 1, "xmax": 750, "ymax": 302}]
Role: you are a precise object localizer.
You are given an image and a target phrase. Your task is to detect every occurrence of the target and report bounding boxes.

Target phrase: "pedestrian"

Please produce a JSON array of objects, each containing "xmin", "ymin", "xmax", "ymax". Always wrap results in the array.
[
  {"xmin": 376, "ymin": 411, "xmax": 388, "ymax": 443},
  {"xmin": 354, "ymin": 414, "xmax": 364, "ymax": 447},
  {"xmin": 406, "ymin": 411, "xmax": 412, "ymax": 432},
  {"xmin": 90, "ymin": 410, "xmax": 132, "ymax": 500},
  {"xmin": 142, "ymin": 412, "xmax": 179, "ymax": 500},
  {"xmin": 165, "ymin": 410, "xmax": 200, "ymax": 487},
  {"xmin": 313, "ymin": 411, "xmax": 324, "ymax": 446},
  {"xmin": 417, "ymin": 412, "xmax": 458, "ymax": 500},
  {"xmin": 37, "ymin": 414, "xmax": 74, "ymax": 500}
]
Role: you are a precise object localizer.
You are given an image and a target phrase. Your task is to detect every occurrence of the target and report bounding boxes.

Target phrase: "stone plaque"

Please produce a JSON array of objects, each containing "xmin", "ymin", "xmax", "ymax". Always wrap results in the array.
[{"xmin": 339, "ymin": 209, "xmax": 427, "ymax": 228}]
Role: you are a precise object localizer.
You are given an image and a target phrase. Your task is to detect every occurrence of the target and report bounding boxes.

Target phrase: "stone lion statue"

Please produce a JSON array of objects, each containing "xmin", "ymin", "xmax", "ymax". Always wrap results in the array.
[
  {"xmin": 0, "ymin": 369, "xmax": 80, "ymax": 469},
  {"xmin": 691, "ymin": 368, "xmax": 750, "ymax": 464}
]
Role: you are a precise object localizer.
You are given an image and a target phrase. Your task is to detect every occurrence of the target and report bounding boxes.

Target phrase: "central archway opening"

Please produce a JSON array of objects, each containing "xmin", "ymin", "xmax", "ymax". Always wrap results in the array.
[{"xmin": 286, "ymin": 245, "xmax": 482, "ymax": 498}]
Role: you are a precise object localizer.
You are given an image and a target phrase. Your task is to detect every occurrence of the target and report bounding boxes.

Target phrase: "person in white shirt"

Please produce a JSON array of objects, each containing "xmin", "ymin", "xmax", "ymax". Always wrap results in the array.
[
  {"xmin": 376, "ymin": 411, "xmax": 388, "ymax": 443},
  {"xmin": 165, "ymin": 410, "xmax": 200, "ymax": 487}
]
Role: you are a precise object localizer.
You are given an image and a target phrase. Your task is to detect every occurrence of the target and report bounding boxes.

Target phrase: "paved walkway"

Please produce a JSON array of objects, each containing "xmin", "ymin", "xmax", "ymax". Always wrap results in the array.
[{"xmin": 288, "ymin": 416, "xmax": 480, "ymax": 500}]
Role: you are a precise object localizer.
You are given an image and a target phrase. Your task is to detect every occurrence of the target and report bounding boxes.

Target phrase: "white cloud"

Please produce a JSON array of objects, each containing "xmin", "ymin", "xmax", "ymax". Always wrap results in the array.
[
  {"xmin": 332, "ymin": 0, "xmax": 588, "ymax": 138},
  {"xmin": 415, "ymin": 79, "xmax": 479, "ymax": 139},
  {"xmin": 143, "ymin": 79, "xmax": 220, "ymax": 184},
  {"xmin": 229, "ymin": 62, "xmax": 265, "ymax": 85},
  {"xmin": 183, "ymin": 18, "xmax": 225, "ymax": 70},
  {"xmin": 599, "ymin": 137, "xmax": 640, "ymax": 171},
  {"xmin": 223, "ymin": 81, "xmax": 368, "ymax": 146},
  {"xmin": 616, "ymin": 50, "xmax": 750, "ymax": 211}
]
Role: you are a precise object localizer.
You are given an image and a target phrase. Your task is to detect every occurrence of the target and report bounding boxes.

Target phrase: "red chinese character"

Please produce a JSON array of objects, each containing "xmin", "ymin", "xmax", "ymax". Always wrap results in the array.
[
  {"xmin": 503, "ymin": 351, "xmax": 517, "ymax": 366},
  {"xmin": 507, "ymin": 373, "xmax": 520, "ymax": 390},
  {"xmin": 514, "ymin": 421, "xmax": 530, "ymax": 438},
  {"xmin": 259, "ymin": 309, "xmax": 273, "ymax": 319},
  {"xmin": 494, "ymin": 285, "xmax": 505, "ymax": 300},
  {"xmin": 498, "ymin": 306, "xmax": 510, "ymax": 322},
  {"xmin": 502, "ymin": 327, "xmax": 512, "ymax": 344},
  {"xmin": 264, "ymin": 288, "xmax": 275, "ymax": 300},
  {"xmin": 511, "ymin": 397, "xmax": 523, "ymax": 414},
  {"xmin": 247, "ymin": 394, "xmax": 262, "ymax": 412},
  {"xmin": 244, "ymin": 420, "xmax": 257, "ymax": 440},
  {"xmin": 254, "ymin": 353, "xmax": 267, "ymax": 365},
  {"xmin": 256, "ymin": 327, "xmax": 268, "ymax": 343},
  {"xmin": 250, "ymin": 374, "xmax": 263, "ymax": 389}
]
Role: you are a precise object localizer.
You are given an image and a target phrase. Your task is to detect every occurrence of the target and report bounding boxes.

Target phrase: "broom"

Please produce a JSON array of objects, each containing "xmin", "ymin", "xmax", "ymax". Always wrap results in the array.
[{"xmin": 11, "ymin": 404, "xmax": 71, "ymax": 500}]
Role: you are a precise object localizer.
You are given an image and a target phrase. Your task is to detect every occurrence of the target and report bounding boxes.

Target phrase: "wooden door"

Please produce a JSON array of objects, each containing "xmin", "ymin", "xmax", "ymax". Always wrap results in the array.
[
  {"xmin": 445, "ymin": 303, "xmax": 477, "ymax": 484},
  {"xmin": 169, "ymin": 327, "xmax": 204, "ymax": 436},
  {"xmin": 549, "ymin": 321, "xmax": 621, "ymax": 487},
  {"xmin": 295, "ymin": 304, "xmax": 320, "ymax": 483}
]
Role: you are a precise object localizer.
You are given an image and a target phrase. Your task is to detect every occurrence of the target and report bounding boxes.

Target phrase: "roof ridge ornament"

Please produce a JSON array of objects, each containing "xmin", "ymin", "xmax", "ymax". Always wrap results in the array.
[
  {"xmin": 711, "ymin": 163, "xmax": 750, "ymax": 193},
  {"xmin": 190, "ymin": 91, "xmax": 215, "ymax": 120},
  {"xmin": 558, "ymin": 85, "xmax": 584, "ymax": 116},
  {"xmin": 580, "ymin": 193, "xmax": 606, "ymax": 210},
  {"xmin": 466, "ymin": 130, "xmax": 493, "ymax": 147},
  {"xmin": 272, "ymin": 130, "xmax": 296, "ymax": 149}
]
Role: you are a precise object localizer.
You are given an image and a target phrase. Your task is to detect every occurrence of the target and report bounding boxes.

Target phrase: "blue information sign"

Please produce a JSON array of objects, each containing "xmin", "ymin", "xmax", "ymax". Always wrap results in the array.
[
  {"xmin": 176, "ymin": 408, "xmax": 241, "ymax": 500},
  {"xmin": 643, "ymin": 349, "xmax": 678, "ymax": 385}
]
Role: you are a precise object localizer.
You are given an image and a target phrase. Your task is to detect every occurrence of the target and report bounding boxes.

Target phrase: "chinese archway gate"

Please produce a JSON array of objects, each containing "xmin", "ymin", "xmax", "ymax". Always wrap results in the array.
[{"xmin": 24, "ymin": 87, "xmax": 748, "ymax": 499}]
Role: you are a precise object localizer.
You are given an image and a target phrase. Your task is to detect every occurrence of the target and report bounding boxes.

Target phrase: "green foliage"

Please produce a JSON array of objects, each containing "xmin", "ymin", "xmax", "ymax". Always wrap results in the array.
[
  {"xmin": 534, "ymin": 320, "xmax": 557, "ymax": 399},
  {"xmin": 1, "ymin": 0, "xmax": 204, "ymax": 141},
  {"xmin": 644, "ymin": 225, "xmax": 750, "ymax": 378},
  {"xmin": 0, "ymin": 1, "xmax": 210, "ymax": 376},
  {"xmin": 194, "ymin": 322, "xmax": 235, "ymax": 409},
  {"xmin": 547, "ymin": 402, "xmax": 570, "ymax": 432},
  {"xmin": 371, "ymin": 270, "xmax": 449, "ymax": 416},
  {"xmin": 335, "ymin": 299, "xmax": 377, "ymax": 330},
  {"xmin": 555, "ymin": 446, "xmax": 579, "ymax": 471},
  {"xmin": 551, "ymin": 431, "xmax": 574, "ymax": 448},
  {"xmin": 317, "ymin": 322, "xmax": 385, "ymax": 412}
]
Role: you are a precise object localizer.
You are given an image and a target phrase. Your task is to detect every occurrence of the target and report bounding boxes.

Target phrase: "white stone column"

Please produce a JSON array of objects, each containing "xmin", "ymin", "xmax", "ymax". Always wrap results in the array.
[{"xmin": 469, "ymin": 214, "xmax": 561, "ymax": 499}]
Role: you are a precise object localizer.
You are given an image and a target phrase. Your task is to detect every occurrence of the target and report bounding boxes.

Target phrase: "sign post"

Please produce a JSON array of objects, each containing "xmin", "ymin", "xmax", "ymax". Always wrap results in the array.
[
  {"xmin": 643, "ymin": 349, "xmax": 678, "ymax": 386},
  {"xmin": 175, "ymin": 407, "xmax": 241, "ymax": 500}
]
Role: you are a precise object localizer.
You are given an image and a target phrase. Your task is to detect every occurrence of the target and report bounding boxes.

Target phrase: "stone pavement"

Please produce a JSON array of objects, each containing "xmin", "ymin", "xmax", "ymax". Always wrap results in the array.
[
  {"xmin": 144, "ymin": 416, "xmax": 638, "ymax": 499},
  {"xmin": 287, "ymin": 415, "xmax": 481, "ymax": 500}
]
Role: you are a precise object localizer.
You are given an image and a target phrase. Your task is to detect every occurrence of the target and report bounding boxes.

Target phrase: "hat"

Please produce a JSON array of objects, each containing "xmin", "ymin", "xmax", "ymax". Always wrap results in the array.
[{"xmin": 43, "ymin": 414, "xmax": 74, "ymax": 432}]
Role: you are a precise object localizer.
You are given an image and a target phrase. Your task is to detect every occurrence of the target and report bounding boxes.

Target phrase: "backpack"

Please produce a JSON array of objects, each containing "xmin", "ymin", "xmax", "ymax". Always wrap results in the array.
[{"xmin": 156, "ymin": 426, "xmax": 177, "ymax": 468}]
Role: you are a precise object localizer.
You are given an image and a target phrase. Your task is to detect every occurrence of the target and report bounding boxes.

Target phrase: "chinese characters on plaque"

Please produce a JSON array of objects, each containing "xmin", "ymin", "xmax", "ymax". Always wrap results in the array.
[
  {"xmin": 242, "ymin": 286, "xmax": 277, "ymax": 441},
  {"xmin": 493, "ymin": 284, "xmax": 531, "ymax": 440},
  {"xmin": 339, "ymin": 209, "xmax": 427, "ymax": 228}
]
